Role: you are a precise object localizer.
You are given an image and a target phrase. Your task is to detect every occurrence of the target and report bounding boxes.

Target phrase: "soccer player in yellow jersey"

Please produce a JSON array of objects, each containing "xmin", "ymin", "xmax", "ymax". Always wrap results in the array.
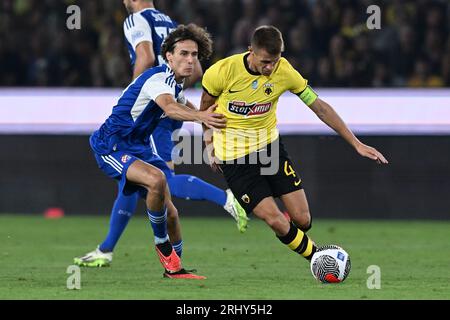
[{"xmin": 200, "ymin": 25, "xmax": 388, "ymax": 261}]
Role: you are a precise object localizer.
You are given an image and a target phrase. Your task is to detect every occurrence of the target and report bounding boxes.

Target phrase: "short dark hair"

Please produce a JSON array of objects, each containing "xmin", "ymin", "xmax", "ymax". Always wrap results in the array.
[
  {"xmin": 251, "ymin": 25, "xmax": 285, "ymax": 55},
  {"xmin": 161, "ymin": 23, "xmax": 213, "ymax": 61}
]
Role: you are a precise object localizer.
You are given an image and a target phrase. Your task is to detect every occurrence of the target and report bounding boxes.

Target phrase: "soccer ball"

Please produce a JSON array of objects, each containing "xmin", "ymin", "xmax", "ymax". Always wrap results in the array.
[{"xmin": 310, "ymin": 245, "xmax": 351, "ymax": 283}]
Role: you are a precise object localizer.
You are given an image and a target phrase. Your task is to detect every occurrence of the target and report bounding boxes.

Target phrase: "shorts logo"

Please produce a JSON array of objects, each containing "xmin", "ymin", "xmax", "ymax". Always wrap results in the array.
[
  {"xmin": 228, "ymin": 101, "xmax": 272, "ymax": 116},
  {"xmin": 263, "ymin": 83, "xmax": 274, "ymax": 96},
  {"xmin": 121, "ymin": 155, "xmax": 131, "ymax": 163},
  {"xmin": 241, "ymin": 194, "xmax": 250, "ymax": 204}
]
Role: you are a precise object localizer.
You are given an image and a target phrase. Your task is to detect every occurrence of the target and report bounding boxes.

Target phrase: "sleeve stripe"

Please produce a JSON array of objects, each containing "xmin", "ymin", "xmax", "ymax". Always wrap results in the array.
[
  {"xmin": 165, "ymin": 75, "xmax": 176, "ymax": 88},
  {"xmin": 125, "ymin": 16, "xmax": 135, "ymax": 29}
]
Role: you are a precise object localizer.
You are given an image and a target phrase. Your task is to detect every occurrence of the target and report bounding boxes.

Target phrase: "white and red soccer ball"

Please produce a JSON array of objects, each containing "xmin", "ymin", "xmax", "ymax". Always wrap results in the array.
[{"xmin": 310, "ymin": 245, "xmax": 351, "ymax": 283}]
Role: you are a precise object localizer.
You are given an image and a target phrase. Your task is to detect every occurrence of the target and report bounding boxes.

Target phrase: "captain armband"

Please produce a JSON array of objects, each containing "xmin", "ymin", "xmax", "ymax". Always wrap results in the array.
[{"xmin": 297, "ymin": 85, "xmax": 318, "ymax": 106}]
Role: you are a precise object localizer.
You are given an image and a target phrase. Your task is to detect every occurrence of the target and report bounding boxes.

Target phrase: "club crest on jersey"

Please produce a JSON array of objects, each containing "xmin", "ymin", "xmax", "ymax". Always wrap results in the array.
[
  {"xmin": 228, "ymin": 101, "xmax": 272, "ymax": 116},
  {"xmin": 263, "ymin": 83, "xmax": 274, "ymax": 96},
  {"xmin": 241, "ymin": 194, "xmax": 250, "ymax": 204},
  {"xmin": 121, "ymin": 155, "xmax": 132, "ymax": 163}
]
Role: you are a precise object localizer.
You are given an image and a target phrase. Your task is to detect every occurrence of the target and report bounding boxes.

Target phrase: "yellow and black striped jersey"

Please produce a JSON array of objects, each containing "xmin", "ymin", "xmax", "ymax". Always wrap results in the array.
[{"xmin": 202, "ymin": 52, "xmax": 310, "ymax": 161}]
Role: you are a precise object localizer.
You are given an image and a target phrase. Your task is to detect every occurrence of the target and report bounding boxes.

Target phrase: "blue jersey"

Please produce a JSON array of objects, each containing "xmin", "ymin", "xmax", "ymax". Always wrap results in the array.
[
  {"xmin": 123, "ymin": 8, "xmax": 177, "ymax": 68},
  {"xmin": 90, "ymin": 64, "xmax": 185, "ymax": 155},
  {"xmin": 123, "ymin": 7, "xmax": 182, "ymax": 162}
]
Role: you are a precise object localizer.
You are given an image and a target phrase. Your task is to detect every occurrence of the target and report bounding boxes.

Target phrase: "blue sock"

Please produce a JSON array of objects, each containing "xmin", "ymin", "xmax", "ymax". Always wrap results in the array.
[
  {"xmin": 172, "ymin": 240, "xmax": 183, "ymax": 257},
  {"xmin": 147, "ymin": 207, "xmax": 169, "ymax": 244},
  {"xmin": 167, "ymin": 174, "xmax": 226, "ymax": 206},
  {"xmin": 99, "ymin": 191, "xmax": 139, "ymax": 252}
]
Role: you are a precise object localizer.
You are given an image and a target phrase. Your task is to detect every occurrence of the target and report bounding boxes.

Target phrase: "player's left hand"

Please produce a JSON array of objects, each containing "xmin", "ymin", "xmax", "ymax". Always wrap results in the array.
[
  {"xmin": 205, "ymin": 142, "xmax": 222, "ymax": 173},
  {"xmin": 356, "ymin": 143, "xmax": 389, "ymax": 164}
]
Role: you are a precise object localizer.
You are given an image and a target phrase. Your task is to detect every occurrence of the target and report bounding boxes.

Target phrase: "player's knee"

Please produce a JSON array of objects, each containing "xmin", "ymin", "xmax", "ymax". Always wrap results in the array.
[
  {"xmin": 299, "ymin": 220, "xmax": 312, "ymax": 232},
  {"xmin": 297, "ymin": 215, "xmax": 312, "ymax": 232},
  {"xmin": 263, "ymin": 212, "xmax": 287, "ymax": 232},
  {"xmin": 291, "ymin": 209, "xmax": 312, "ymax": 232},
  {"xmin": 143, "ymin": 169, "xmax": 167, "ymax": 194}
]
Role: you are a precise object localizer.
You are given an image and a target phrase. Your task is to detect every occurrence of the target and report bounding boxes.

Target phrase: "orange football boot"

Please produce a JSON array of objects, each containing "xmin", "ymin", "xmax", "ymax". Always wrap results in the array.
[
  {"xmin": 155, "ymin": 245, "xmax": 182, "ymax": 273},
  {"xmin": 163, "ymin": 268, "xmax": 207, "ymax": 280}
]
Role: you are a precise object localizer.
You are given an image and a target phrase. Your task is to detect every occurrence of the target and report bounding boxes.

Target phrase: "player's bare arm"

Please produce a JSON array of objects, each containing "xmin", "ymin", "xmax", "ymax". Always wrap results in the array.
[
  {"xmin": 199, "ymin": 90, "xmax": 218, "ymax": 124},
  {"xmin": 156, "ymin": 93, "xmax": 225, "ymax": 129},
  {"xmin": 309, "ymin": 97, "xmax": 388, "ymax": 164},
  {"xmin": 184, "ymin": 99, "xmax": 197, "ymax": 110},
  {"xmin": 133, "ymin": 41, "xmax": 156, "ymax": 79},
  {"xmin": 200, "ymin": 90, "xmax": 222, "ymax": 172},
  {"xmin": 199, "ymin": 91, "xmax": 219, "ymax": 160}
]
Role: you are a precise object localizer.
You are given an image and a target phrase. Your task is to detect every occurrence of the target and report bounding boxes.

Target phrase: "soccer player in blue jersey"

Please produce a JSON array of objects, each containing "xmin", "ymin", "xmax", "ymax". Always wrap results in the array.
[
  {"xmin": 74, "ymin": 0, "xmax": 247, "ymax": 269},
  {"xmin": 74, "ymin": 24, "xmax": 226, "ymax": 278}
]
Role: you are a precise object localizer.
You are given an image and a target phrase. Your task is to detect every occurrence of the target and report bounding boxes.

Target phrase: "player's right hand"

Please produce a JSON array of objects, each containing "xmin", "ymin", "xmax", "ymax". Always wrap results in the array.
[{"xmin": 199, "ymin": 104, "xmax": 226, "ymax": 130}]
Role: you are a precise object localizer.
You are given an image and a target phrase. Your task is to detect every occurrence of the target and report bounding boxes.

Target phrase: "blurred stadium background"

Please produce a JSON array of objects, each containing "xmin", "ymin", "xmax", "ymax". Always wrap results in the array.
[
  {"xmin": 0, "ymin": 0, "xmax": 448, "ymax": 219},
  {"xmin": 1, "ymin": 0, "xmax": 449, "ymax": 87},
  {"xmin": 1, "ymin": 0, "xmax": 449, "ymax": 301}
]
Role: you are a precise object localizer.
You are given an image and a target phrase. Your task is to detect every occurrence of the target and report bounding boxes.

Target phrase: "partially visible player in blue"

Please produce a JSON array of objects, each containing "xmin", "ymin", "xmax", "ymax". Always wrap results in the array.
[
  {"xmin": 75, "ymin": 24, "xmax": 226, "ymax": 278},
  {"xmin": 74, "ymin": 0, "xmax": 248, "ymax": 269}
]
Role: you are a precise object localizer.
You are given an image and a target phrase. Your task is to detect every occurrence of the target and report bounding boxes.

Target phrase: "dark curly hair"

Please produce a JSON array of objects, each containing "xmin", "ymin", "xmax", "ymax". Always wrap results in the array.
[{"xmin": 161, "ymin": 23, "xmax": 213, "ymax": 62}]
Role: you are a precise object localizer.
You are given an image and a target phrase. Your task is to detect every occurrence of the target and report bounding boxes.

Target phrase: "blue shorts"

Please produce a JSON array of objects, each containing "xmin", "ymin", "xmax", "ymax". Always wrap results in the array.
[
  {"xmin": 93, "ymin": 149, "xmax": 173, "ymax": 198},
  {"xmin": 150, "ymin": 118, "xmax": 183, "ymax": 162}
]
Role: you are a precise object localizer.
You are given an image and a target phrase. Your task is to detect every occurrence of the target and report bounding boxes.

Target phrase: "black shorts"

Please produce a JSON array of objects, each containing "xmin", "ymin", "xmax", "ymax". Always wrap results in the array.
[{"xmin": 220, "ymin": 138, "xmax": 303, "ymax": 213}]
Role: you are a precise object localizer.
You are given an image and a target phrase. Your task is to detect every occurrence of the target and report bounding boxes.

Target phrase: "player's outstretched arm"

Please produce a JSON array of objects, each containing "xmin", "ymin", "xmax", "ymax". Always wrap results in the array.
[
  {"xmin": 133, "ymin": 42, "xmax": 156, "ymax": 80},
  {"xmin": 309, "ymin": 98, "xmax": 389, "ymax": 164},
  {"xmin": 156, "ymin": 93, "xmax": 226, "ymax": 130}
]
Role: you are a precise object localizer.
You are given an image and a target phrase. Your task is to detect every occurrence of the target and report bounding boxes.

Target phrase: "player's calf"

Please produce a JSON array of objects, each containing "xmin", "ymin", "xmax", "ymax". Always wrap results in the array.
[
  {"xmin": 166, "ymin": 202, "xmax": 183, "ymax": 257},
  {"xmin": 127, "ymin": 161, "xmax": 167, "ymax": 205}
]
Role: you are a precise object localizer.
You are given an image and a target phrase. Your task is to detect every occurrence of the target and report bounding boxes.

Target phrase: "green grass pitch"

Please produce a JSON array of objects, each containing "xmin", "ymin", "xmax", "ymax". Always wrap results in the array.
[{"xmin": 0, "ymin": 214, "xmax": 448, "ymax": 300}]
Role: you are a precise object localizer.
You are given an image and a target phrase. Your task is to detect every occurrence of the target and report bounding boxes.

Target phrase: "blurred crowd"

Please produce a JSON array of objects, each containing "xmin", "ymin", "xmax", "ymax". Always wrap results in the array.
[{"xmin": 0, "ymin": 0, "xmax": 449, "ymax": 88}]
